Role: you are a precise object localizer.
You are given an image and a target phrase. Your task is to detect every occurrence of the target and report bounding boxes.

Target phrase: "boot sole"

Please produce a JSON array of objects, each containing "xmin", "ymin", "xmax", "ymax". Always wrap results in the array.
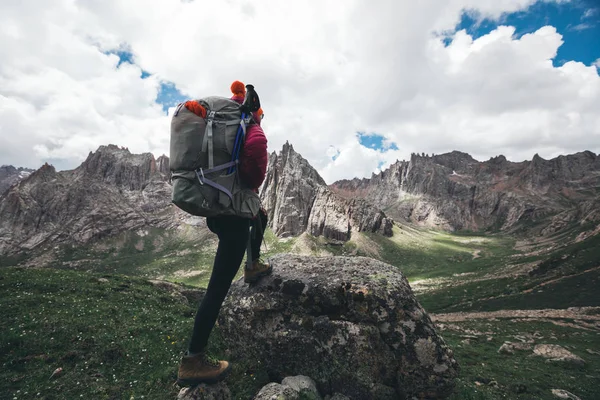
[
  {"xmin": 176, "ymin": 363, "xmax": 232, "ymax": 386},
  {"xmin": 244, "ymin": 265, "xmax": 273, "ymax": 284}
]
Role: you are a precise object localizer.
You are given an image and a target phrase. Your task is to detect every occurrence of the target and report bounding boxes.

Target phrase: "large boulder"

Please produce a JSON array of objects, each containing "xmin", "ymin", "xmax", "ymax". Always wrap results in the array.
[{"xmin": 219, "ymin": 254, "xmax": 458, "ymax": 399}]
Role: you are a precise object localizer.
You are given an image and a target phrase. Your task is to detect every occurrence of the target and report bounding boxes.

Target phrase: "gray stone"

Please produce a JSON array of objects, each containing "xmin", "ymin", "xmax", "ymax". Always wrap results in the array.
[
  {"xmin": 533, "ymin": 344, "xmax": 585, "ymax": 365},
  {"xmin": 327, "ymin": 395, "xmax": 350, "ymax": 400},
  {"xmin": 177, "ymin": 382, "xmax": 231, "ymax": 400},
  {"xmin": 331, "ymin": 150, "xmax": 600, "ymax": 234},
  {"xmin": 281, "ymin": 376, "xmax": 321, "ymax": 399},
  {"xmin": 219, "ymin": 254, "xmax": 458, "ymax": 399},
  {"xmin": 260, "ymin": 142, "xmax": 393, "ymax": 241},
  {"xmin": 253, "ymin": 383, "xmax": 299, "ymax": 400},
  {"xmin": 551, "ymin": 389, "xmax": 581, "ymax": 399},
  {"xmin": 0, "ymin": 145, "xmax": 177, "ymax": 257},
  {"xmin": 0, "ymin": 165, "xmax": 34, "ymax": 195},
  {"xmin": 498, "ymin": 342, "xmax": 533, "ymax": 354}
]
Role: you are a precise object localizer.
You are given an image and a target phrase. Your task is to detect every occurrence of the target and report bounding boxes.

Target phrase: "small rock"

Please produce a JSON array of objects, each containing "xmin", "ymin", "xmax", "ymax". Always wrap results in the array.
[
  {"xmin": 586, "ymin": 348, "xmax": 600, "ymax": 355},
  {"xmin": 178, "ymin": 382, "xmax": 231, "ymax": 400},
  {"xmin": 327, "ymin": 395, "xmax": 350, "ymax": 400},
  {"xmin": 254, "ymin": 383, "xmax": 299, "ymax": 400},
  {"xmin": 498, "ymin": 343, "xmax": 514, "ymax": 354},
  {"xmin": 98, "ymin": 278, "xmax": 109, "ymax": 283},
  {"xmin": 498, "ymin": 342, "xmax": 532, "ymax": 354},
  {"xmin": 533, "ymin": 344, "xmax": 585, "ymax": 366},
  {"xmin": 488, "ymin": 381, "xmax": 498, "ymax": 387},
  {"xmin": 49, "ymin": 367, "xmax": 63, "ymax": 379},
  {"xmin": 551, "ymin": 389, "xmax": 581, "ymax": 399},
  {"xmin": 281, "ymin": 376, "xmax": 321, "ymax": 399}
]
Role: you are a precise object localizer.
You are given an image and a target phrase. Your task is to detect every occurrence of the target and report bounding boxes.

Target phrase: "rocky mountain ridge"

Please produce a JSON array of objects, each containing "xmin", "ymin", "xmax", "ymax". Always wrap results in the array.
[
  {"xmin": 260, "ymin": 142, "xmax": 393, "ymax": 241},
  {"xmin": 0, "ymin": 145, "xmax": 179, "ymax": 256},
  {"xmin": 0, "ymin": 165, "xmax": 35, "ymax": 195},
  {"xmin": 0, "ymin": 143, "xmax": 392, "ymax": 258},
  {"xmin": 331, "ymin": 151, "xmax": 600, "ymax": 234},
  {"xmin": 2, "ymin": 143, "xmax": 598, "ymax": 258}
]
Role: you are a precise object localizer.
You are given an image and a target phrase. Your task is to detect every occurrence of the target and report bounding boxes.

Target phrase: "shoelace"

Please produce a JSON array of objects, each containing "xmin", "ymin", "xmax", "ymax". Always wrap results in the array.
[{"xmin": 201, "ymin": 353, "xmax": 220, "ymax": 367}]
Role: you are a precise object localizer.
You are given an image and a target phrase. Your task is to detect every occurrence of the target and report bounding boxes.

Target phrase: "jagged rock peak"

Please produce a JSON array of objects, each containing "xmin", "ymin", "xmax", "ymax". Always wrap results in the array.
[
  {"xmin": 0, "ymin": 165, "xmax": 36, "ymax": 194},
  {"xmin": 78, "ymin": 144, "xmax": 160, "ymax": 190},
  {"xmin": 156, "ymin": 155, "xmax": 170, "ymax": 177}
]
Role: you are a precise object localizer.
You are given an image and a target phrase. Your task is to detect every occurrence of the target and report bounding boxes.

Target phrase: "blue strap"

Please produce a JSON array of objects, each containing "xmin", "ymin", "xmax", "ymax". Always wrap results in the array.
[
  {"xmin": 228, "ymin": 112, "xmax": 247, "ymax": 174},
  {"xmin": 198, "ymin": 161, "xmax": 237, "ymax": 175},
  {"xmin": 195, "ymin": 175, "xmax": 234, "ymax": 201}
]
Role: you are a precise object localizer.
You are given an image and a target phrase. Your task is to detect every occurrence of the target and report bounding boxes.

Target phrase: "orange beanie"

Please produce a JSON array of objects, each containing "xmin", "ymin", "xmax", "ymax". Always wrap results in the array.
[{"xmin": 230, "ymin": 80, "xmax": 246, "ymax": 97}]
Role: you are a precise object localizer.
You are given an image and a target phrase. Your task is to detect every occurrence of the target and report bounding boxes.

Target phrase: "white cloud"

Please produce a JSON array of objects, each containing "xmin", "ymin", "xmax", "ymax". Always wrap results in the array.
[{"xmin": 0, "ymin": 0, "xmax": 598, "ymax": 184}]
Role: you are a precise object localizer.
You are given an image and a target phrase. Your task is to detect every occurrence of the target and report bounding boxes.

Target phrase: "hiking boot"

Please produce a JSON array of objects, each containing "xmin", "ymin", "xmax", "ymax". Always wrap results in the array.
[
  {"xmin": 244, "ymin": 258, "xmax": 272, "ymax": 283},
  {"xmin": 177, "ymin": 351, "xmax": 231, "ymax": 386}
]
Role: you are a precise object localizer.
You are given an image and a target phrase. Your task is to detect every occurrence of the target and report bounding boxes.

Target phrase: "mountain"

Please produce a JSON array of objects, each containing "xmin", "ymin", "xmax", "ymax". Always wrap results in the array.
[
  {"xmin": 2, "ymin": 144, "xmax": 598, "ymax": 259},
  {"xmin": 0, "ymin": 165, "xmax": 35, "ymax": 195},
  {"xmin": 331, "ymin": 151, "xmax": 600, "ymax": 235},
  {"xmin": 0, "ymin": 145, "xmax": 180, "ymax": 256},
  {"xmin": 260, "ymin": 142, "xmax": 393, "ymax": 241}
]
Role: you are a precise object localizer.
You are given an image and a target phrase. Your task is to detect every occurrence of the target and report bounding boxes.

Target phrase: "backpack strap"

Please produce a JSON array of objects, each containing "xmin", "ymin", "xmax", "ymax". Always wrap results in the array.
[{"xmin": 205, "ymin": 111, "xmax": 216, "ymax": 168}]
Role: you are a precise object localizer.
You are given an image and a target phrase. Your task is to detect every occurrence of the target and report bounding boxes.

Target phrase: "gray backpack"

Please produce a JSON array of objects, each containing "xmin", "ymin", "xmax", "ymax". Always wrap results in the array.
[{"xmin": 169, "ymin": 96, "xmax": 260, "ymax": 218}]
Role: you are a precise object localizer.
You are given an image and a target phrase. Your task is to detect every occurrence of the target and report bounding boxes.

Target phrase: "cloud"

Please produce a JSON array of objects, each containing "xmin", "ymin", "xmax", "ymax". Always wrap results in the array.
[
  {"xmin": 583, "ymin": 8, "xmax": 598, "ymax": 19},
  {"xmin": 568, "ymin": 23, "xmax": 594, "ymax": 31},
  {"xmin": 0, "ymin": 0, "xmax": 598, "ymax": 185}
]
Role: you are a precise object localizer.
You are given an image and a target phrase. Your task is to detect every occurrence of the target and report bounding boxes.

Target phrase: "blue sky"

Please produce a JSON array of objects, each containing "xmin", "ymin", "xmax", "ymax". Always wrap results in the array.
[
  {"xmin": 360, "ymin": 0, "xmax": 600, "ymax": 154},
  {"xmin": 454, "ymin": 0, "xmax": 600, "ymax": 67},
  {"xmin": 108, "ymin": 50, "xmax": 186, "ymax": 113}
]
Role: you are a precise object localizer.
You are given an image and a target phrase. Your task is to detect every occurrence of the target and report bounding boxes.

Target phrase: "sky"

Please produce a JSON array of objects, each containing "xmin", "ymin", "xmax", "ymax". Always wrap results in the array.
[{"xmin": 0, "ymin": 0, "xmax": 599, "ymax": 184}]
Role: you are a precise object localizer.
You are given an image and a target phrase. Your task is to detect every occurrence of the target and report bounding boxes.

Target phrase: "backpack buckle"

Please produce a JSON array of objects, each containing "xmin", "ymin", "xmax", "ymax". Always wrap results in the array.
[{"xmin": 195, "ymin": 168, "xmax": 205, "ymax": 185}]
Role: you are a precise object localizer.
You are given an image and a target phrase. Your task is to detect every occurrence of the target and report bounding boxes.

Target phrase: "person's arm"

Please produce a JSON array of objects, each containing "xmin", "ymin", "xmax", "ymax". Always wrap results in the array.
[{"xmin": 239, "ymin": 124, "xmax": 268, "ymax": 191}]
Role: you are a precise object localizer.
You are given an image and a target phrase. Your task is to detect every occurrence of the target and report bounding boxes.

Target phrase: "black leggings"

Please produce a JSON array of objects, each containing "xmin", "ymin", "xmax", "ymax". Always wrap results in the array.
[{"xmin": 188, "ymin": 210, "xmax": 268, "ymax": 353}]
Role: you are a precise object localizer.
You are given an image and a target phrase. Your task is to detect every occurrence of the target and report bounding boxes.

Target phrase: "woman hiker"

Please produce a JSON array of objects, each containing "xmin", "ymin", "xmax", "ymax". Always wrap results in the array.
[{"xmin": 177, "ymin": 81, "xmax": 272, "ymax": 385}]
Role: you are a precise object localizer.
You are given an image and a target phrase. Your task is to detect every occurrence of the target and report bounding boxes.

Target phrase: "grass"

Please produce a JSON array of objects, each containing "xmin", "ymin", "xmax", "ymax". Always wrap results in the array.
[
  {"xmin": 1, "ymin": 267, "xmax": 193, "ymax": 399},
  {"xmin": 356, "ymin": 224, "xmax": 517, "ymax": 281},
  {"xmin": 0, "ymin": 267, "xmax": 272, "ymax": 400},
  {"xmin": 2, "ymin": 217, "xmax": 600, "ymax": 399},
  {"xmin": 417, "ymin": 233, "xmax": 600, "ymax": 313},
  {"xmin": 444, "ymin": 319, "xmax": 600, "ymax": 400}
]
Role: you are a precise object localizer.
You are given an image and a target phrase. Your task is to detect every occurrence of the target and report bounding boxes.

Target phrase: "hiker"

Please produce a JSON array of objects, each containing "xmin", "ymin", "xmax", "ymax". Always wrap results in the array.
[{"xmin": 177, "ymin": 81, "xmax": 272, "ymax": 386}]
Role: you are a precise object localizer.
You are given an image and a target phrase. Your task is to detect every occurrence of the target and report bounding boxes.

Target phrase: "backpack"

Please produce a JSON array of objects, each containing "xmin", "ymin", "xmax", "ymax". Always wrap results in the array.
[{"xmin": 169, "ymin": 96, "xmax": 261, "ymax": 218}]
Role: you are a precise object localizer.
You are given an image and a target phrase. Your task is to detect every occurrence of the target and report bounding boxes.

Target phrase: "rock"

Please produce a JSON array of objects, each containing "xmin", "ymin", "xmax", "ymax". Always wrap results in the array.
[
  {"xmin": 219, "ymin": 254, "xmax": 458, "ymax": 399},
  {"xmin": 0, "ymin": 145, "xmax": 178, "ymax": 257},
  {"xmin": 260, "ymin": 142, "xmax": 327, "ymax": 238},
  {"xmin": 281, "ymin": 376, "xmax": 321, "ymax": 399},
  {"xmin": 0, "ymin": 165, "xmax": 35, "ymax": 195},
  {"xmin": 331, "ymin": 150, "xmax": 600, "ymax": 234},
  {"xmin": 177, "ymin": 383, "xmax": 231, "ymax": 400},
  {"xmin": 533, "ymin": 344, "xmax": 585, "ymax": 365},
  {"xmin": 253, "ymin": 383, "xmax": 299, "ymax": 400},
  {"xmin": 327, "ymin": 395, "xmax": 350, "ymax": 400},
  {"xmin": 551, "ymin": 389, "xmax": 581, "ymax": 399},
  {"xmin": 498, "ymin": 342, "xmax": 533, "ymax": 354},
  {"xmin": 261, "ymin": 143, "xmax": 393, "ymax": 241}
]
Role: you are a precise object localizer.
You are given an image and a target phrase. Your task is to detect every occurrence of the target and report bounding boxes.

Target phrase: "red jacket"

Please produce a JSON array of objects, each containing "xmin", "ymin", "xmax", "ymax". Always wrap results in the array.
[{"xmin": 239, "ymin": 123, "xmax": 268, "ymax": 191}]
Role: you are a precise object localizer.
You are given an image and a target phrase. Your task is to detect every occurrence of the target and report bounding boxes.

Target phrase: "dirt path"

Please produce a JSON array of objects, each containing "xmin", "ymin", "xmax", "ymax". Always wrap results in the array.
[{"xmin": 431, "ymin": 306, "xmax": 600, "ymax": 322}]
